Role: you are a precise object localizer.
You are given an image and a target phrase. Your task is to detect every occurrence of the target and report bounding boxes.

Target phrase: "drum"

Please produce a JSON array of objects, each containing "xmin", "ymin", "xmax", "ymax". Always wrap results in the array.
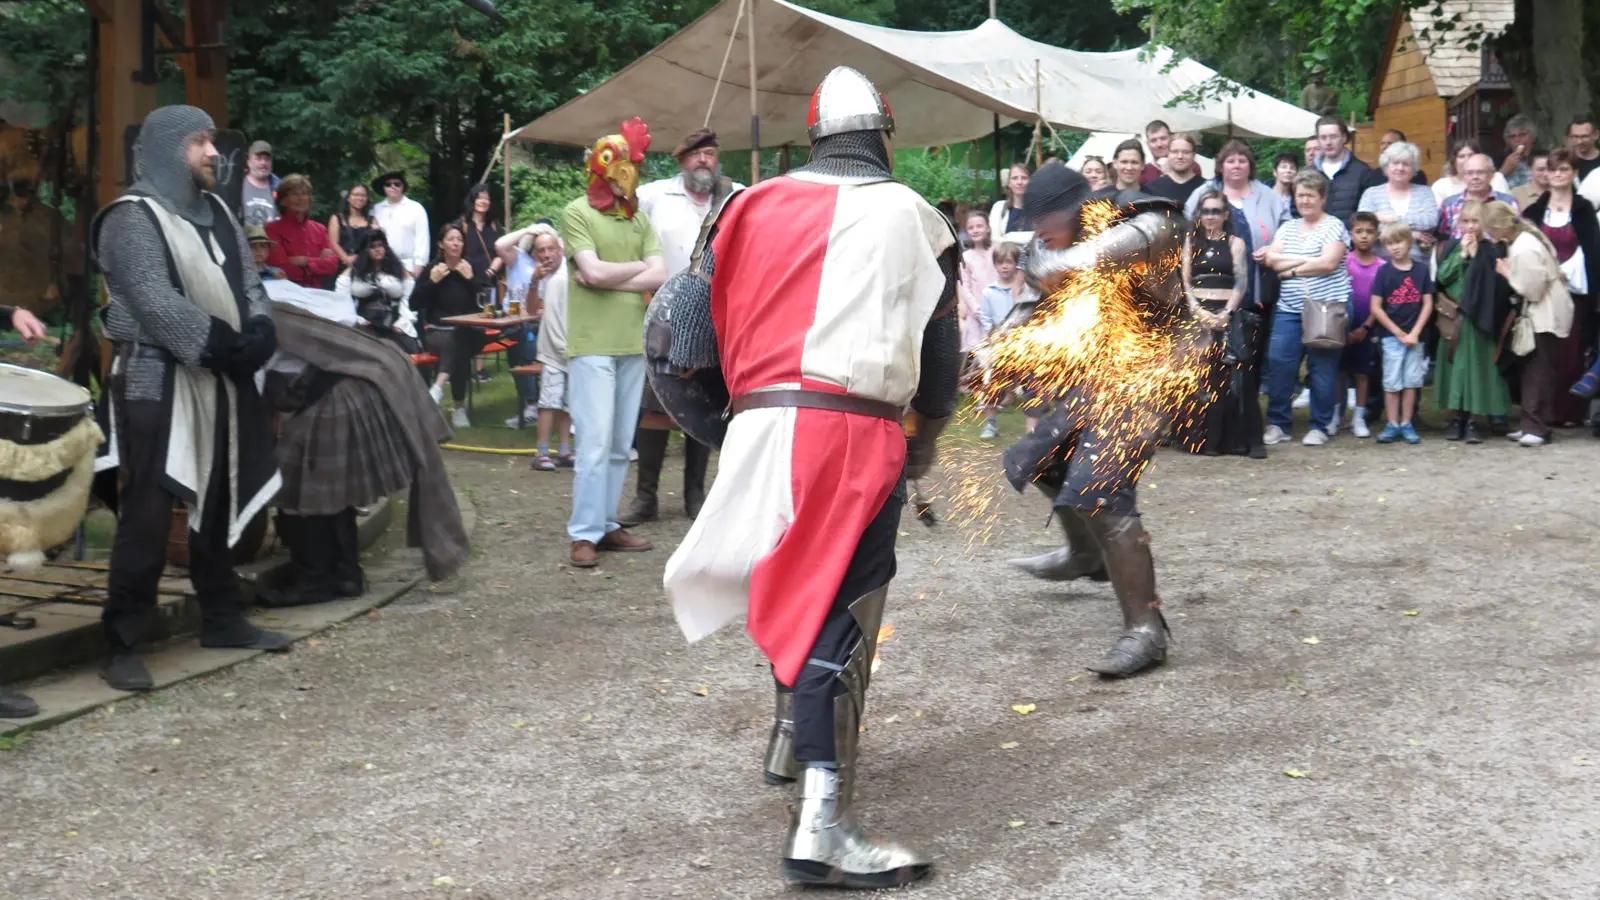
[{"xmin": 0, "ymin": 363, "xmax": 102, "ymax": 570}]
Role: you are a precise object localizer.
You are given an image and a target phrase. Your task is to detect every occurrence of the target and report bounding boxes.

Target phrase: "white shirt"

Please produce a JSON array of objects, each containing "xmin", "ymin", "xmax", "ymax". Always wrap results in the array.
[
  {"xmin": 372, "ymin": 195, "xmax": 431, "ymax": 274},
  {"xmin": 636, "ymin": 173, "xmax": 742, "ymax": 274},
  {"xmin": 1580, "ymin": 168, "xmax": 1600, "ymax": 208},
  {"xmin": 533, "ymin": 256, "xmax": 570, "ymax": 371},
  {"xmin": 1431, "ymin": 173, "xmax": 1511, "ymax": 205}
]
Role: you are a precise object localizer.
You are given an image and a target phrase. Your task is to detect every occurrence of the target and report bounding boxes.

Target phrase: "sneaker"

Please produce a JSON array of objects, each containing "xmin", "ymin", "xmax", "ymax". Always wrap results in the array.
[
  {"xmin": 1506, "ymin": 430, "xmax": 1525, "ymax": 442},
  {"xmin": 1292, "ymin": 388, "xmax": 1311, "ymax": 409},
  {"xmin": 1351, "ymin": 412, "xmax": 1371, "ymax": 439},
  {"xmin": 1263, "ymin": 424, "xmax": 1289, "ymax": 445},
  {"xmin": 428, "ymin": 383, "xmax": 444, "ymax": 405},
  {"xmin": 451, "ymin": 407, "xmax": 470, "ymax": 429},
  {"xmin": 1519, "ymin": 433, "xmax": 1547, "ymax": 447},
  {"xmin": 629, "ymin": 448, "xmax": 639, "ymax": 462},
  {"xmin": 1301, "ymin": 428, "xmax": 1329, "ymax": 446},
  {"xmin": 1400, "ymin": 422, "xmax": 1421, "ymax": 444},
  {"xmin": 473, "ymin": 371, "xmax": 493, "ymax": 384},
  {"xmin": 503, "ymin": 405, "xmax": 539, "ymax": 428},
  {"xmin": 979, "ymin": 421, "xmax": 999, "ymax": 439},
  {"xmin": 1327, "ymin": 412, "xmax": 1340, "ymax": 437},
  {"xmin": 1346, "ymin": 387, "xmax": 1358, "ymax": 408},
  {"xmin": 1376, "ymin": 423, "xmax": 1402, "ymax": 443}
]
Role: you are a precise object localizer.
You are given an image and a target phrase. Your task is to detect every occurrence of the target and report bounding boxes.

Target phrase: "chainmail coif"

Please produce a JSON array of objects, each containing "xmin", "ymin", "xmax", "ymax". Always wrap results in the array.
[
  {"xmin": 793, "ymin": 129, "xmax": 893, "ymax": 179},
  {"xmin": 129, "ymin": 105, "xmax": 216, "ymax": 226}
]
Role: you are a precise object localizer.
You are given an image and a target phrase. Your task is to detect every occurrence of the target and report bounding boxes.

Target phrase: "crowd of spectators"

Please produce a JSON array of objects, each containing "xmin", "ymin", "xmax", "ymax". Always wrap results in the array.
[{"xmin": 949, "ymin": 113, "xmax": 1600, "ymax": 458}]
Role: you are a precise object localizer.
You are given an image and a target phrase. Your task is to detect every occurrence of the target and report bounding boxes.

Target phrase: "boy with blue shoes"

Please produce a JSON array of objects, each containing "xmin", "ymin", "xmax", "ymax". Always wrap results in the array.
[{"xmin": 1368, "ymin": 222, "xmax": 1434, "ymax": 444}]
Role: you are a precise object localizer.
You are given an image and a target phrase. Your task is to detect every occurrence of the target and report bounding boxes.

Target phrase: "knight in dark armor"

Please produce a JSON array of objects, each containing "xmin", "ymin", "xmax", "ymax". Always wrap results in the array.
[{"xmin": 999, "ymin": 164, "xmax": 1196, "ymax": 679}]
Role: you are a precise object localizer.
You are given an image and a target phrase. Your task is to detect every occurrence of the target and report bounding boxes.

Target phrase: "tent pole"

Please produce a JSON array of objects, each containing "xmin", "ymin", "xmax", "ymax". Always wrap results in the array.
[
  {"xmin": 503, "ymin": 113, "xmax": 512, "ymax": 225},
  {"xmin": 993, "ymin": 115, "xmax": 1002, "ymax": 196},
  {"xmin": 1032, "ymin": 59, "xmax": 1043, "ymax": 166},
  {"xmin": 988, "ymin": 0, "xmax": 996, "ymax": 18},
  {"xmin": 746, "ymin": 0, "xmax": 760, "ymax": 184}
]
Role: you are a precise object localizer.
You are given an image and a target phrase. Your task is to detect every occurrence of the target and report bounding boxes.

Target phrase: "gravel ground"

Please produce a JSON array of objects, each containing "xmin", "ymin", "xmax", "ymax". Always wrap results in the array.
[{"xmin": 3, "ymin": 427, "xmax": 1598, "ymax": 900}]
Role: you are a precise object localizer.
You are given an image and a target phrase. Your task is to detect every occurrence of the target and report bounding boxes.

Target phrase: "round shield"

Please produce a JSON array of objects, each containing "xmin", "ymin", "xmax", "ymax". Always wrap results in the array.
[{"xmin": 644, "ymin": 271, "xmax": 730, "ymax": 449}]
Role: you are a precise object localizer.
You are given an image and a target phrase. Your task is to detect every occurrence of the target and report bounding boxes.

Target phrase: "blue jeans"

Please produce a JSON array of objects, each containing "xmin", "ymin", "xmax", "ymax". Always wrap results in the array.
[
  {"xmin": 567, "ymin": 354, "xmax": 646, "ymax": 544},
  {"xmin": 513, "ymin": 328, "xmax": 540, "ymax": 403},
  {"xmin": 1265, "ymin": 310, "xmax": 1341, "ymax": 433}
]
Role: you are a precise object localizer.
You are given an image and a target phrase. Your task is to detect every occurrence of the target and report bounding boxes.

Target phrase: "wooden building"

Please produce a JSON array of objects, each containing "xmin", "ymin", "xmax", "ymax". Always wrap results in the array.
[{"xmin": 1366, "ymin": 0, "xmax": 1514, "ymax": 181}]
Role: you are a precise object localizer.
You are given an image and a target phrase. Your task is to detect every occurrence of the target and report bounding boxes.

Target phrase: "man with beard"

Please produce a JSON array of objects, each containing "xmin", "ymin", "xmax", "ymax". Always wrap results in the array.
[
  {"xmin": 625, "ymin": 129, "xmax": 742, "ymax": 523},
  {"xmin": 1002, "ymin": 164, "xmax": 1195, "ymax": 679},
  {"xmin": 91, "ymin": 106, "xmax": 291, "ymax": 691},
  {"xmin": 655, "ymin": 67, "xmax": 960, "ymax": 887}
]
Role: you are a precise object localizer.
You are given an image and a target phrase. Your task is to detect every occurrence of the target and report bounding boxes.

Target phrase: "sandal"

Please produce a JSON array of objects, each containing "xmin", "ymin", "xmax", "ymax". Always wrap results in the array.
[
  {"xmin": 1571, "ymin": 372, "xmax": 1600, "ymax": 398},
  {"xmin": 532, "ymin": 455, "xmax": 556, "ymax": 471},
  {"xmin": 556, "ymin": 453, "xmax": 575, "ymax": 468}
]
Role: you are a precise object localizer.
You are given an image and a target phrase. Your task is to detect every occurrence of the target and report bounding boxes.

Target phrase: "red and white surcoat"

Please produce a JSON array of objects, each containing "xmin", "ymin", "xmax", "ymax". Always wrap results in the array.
[{"xmin": 663, "ymin": 171, "xmax": 955, "ymax": 686}]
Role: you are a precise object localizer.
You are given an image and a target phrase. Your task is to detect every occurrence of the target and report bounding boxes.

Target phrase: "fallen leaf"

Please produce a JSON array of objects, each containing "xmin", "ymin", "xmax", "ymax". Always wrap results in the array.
[
  {"xmin": 432, "ymin": 875, "xmax": 455, "ymax": 887},
  {"xmin": 363, "ymin": 763, "xmax": 375, "ymax": 770},
  {"xmin": 510, "ymin": 721, "xmax": 526, "ymax": 729},
  {"xmin": 170, "ymin": 738, "xmax": 181, "ymax": 746},
  {"xmin": 1575, "ymin": 756, "xmax": 1593, "ymax": 766},
  {"xmin": 222, "ymin": 692, "xmax": 236, "ymax": 699},
  {"xmin": 1406, "ymin": 739, "xmax": 1424, "ymax": 747},
  {"xmin": 999, "ymin": 741, "xmax": 1019, "ymax": 750},
  {"xmin": 1377, "ymin": 496, "xmax": 1387, "ymax": 503},
  {"xmin": 692, "ymin": 685, "xmax": 710, "ymax": 697},
  {"xmin": 1403, "ymin": 610, "xmax": 1419, "ymax": 616},
  {"xmin": 1007, "ymin": 820, "xmax": 1026, "ymax": 828},
  {"xmin": 1246, "ymin": 497, "xmax": 1258, "ymax": 503},
  {"xmin": 1066, "ymin": 674, "xmax": 1083, "ymax": 683},
  {"xmin": 65, "ymin": 830, "xmax": 77, "ymax": 838},
  {"xmin": 1282, "ymin": 768, "xmax": 1307, "ymax": 779},
  {"xmin": 912, "ymin": 711, "xmax": 923, "ymax": 718},
  {"xmin": 1011, "ymin": 703, "xmax": 1037, "ymax": 716},
  {"xmin": 431, "ymin": 838, "xmax": 443, "ymax": 848},
  {"xmin": 580, "ymin": 713, "xmax": 594, "ymax": 723},
  {"xmin": 307, "ymin": 639, "xmax": 323, "ymax": 647},
  {"xmin": 1301, "ymin": 636, "xmax": 1321, "ymax": 645}
]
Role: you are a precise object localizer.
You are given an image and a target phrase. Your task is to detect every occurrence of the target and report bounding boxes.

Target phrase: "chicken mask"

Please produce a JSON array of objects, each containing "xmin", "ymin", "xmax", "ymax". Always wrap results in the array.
[{"xmin": 585, "ymin": 117, "xmax": 652, "ymax": 218}]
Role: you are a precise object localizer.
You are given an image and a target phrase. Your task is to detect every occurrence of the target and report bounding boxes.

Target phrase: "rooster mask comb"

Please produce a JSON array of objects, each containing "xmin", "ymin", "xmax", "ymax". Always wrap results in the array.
[{"xmin": 585, "ymin": 117, "xmax": 652, "ymax": 218}]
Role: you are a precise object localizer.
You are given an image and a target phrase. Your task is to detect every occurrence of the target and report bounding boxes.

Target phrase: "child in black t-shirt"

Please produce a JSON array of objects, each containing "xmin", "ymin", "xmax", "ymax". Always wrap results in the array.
[{"xmin": 1370, "ymin": 222, "xmax": 1435, "ymax": 444}]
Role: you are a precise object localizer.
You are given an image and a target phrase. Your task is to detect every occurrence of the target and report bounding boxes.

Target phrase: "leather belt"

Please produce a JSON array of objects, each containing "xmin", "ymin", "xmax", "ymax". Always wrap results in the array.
[{"xmin": 729, "ymin": 389, "xmax": 903, "ymax": 421}]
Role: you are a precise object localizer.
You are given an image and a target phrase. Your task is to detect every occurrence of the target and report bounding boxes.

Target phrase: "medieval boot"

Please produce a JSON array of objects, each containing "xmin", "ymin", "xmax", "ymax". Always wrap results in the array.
[
  {"xmin": 782, "ymin": 586, "xmax": 932, "ymax": 888},
  {"xmin": 620, "ymin": 428, "xmax": 667, "ymax": 526},
  {"xmin": 1, "ymin": 687, "xmax": 39, "ymax": 718},
  {"xmin": 682, "ymin": 438, "xmax": 711, "ymax": 520},
  {"xmin": 1008, "ymin": 483, "xmax": 1108, "ymax": 582},
  {"xmin": 1081, "ymin": 513, "xmax": 1169, "ymax": 678},
  {"xmin": 100, "ymin": 611, "xmax": 153, "ymax": 692},
  {"xmin": 199, "ymin": 587, "xmax": 294, "ymax": 652},
  {"xmin": 332, "ymin": 507, "xmax": 366, "ymax": 597},
  {"xmin": 762, "ymin": 687, "xmax": 798, "ymax": 785},
  {"xmin": 258, "ymin": 515, "xmax": 339, "ymax": 609}
]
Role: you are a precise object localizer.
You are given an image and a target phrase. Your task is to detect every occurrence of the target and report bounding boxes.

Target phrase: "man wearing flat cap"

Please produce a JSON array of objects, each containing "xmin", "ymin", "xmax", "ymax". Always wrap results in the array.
[
  {"xmin": 371, "ymin": 170, "xmax": 431, "ymax": 279},
  {"xmin": 628, "ymin": 129, "xmax": 743, "ymax": 523}
]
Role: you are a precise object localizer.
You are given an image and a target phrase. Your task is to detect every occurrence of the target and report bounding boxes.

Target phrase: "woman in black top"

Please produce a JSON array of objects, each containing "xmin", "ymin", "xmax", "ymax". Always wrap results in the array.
[
  {"xmin": 458, "ymin": 184, "xmax": 505, "ymax": 299},
  {"xmin": 1182, "ymin": 189, "xmax": 1263, "ymax": 457},
  {"xmin": 413, "ymin": 222, "xmax": 484, "ymax": 421},
  {"xmin": 327, "ymin": 183, "xmax": 374, "ymax": 270}
]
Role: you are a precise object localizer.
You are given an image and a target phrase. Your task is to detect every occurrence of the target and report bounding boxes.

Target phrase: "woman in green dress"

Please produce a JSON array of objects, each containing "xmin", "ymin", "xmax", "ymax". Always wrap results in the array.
[{"xmin": 1434, "ymin": 199, "xmax": 1512, "ymax": 442}]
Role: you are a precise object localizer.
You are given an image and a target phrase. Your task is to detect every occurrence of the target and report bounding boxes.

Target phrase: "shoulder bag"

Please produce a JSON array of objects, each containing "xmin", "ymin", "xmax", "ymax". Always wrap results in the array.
[{"xmin": 1301, "ymin": 294, "xmax": 1348, "ymax": 349}]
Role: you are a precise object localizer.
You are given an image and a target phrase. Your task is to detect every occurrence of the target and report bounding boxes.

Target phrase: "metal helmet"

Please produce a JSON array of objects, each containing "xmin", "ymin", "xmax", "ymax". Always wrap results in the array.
[{"xmin": 806, "ymin": 67, "xmax": 894, "ymax": 142}]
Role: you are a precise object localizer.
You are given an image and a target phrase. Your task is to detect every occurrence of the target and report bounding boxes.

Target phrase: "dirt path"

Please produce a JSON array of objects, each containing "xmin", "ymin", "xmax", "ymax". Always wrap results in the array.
[{"xmin": 2, "ymin": 433, "xmax": 1597, "ymax": 899}]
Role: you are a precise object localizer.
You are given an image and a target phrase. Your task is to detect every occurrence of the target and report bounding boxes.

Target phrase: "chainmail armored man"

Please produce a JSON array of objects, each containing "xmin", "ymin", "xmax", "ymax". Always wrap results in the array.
[
  {"xmin": 998, "ymin": 163, "xmax": 1194, "ymax": 680},
  {"xmin": 647, "ymin": 67, "xmax": 960, "ymax": 888},
  {"xmin": 90, "ymin": 106, "xmax": 293, "ymax": 692}
]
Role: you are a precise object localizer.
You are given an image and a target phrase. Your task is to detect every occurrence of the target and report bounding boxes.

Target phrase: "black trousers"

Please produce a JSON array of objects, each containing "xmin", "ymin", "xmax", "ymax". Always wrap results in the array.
[
  {"xmin": 102, "ymin": 399, "xmax": 241, "ymax": 649},
  {"xmin": 423, "ymin": 326, "xmax": 487, "ymax": 403},
  {"xmin": 781, "ymin": 484, "xmax": 904, "ymax": 764}
]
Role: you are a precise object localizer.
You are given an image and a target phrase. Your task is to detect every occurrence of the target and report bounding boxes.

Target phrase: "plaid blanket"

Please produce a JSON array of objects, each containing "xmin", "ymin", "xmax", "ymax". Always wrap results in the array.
[{"xmin": 270, "ymin": 303, "xmax": 469, "ymax": 581}]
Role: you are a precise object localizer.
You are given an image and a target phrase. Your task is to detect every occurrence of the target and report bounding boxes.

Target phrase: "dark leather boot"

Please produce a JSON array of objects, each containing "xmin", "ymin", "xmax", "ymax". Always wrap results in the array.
[
  {"xmin": 1444, "ymin": 417, "xmax": 1465, "ymax": 441},
  {"xmin": 332, "ymin": 507, "xmax": 365, "ymax": 597},
  {"xmin": 621, "ymin": 428, "xmax": 668, "ymax": 526},
  {"xmin": 1081, "ymin": 512, "xmax": 1168, "ymax": 678},
  {"xmin": 682, "ymin": 438, "xmax": 711, "ymax": 519},
  {"xmin": 199, "ymin": 588, "xmax": 294, "ymax": 651},
  {"xmin": 1, "ymin": 687, "xmax": 39, "ymax": 718},
  {"xmin": 258, "ymin": 515, "xmax": 340, "ymax": 608},
  {"xmin": 100, "ymin": 609, "xmax": 154, "ymax": 692}
]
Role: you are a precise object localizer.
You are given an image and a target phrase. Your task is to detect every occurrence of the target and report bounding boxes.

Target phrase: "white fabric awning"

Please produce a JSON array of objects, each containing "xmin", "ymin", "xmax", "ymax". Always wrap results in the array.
[{"xmin": 510, "ymin": 0, "xmax": 1318, "ymax": 151}]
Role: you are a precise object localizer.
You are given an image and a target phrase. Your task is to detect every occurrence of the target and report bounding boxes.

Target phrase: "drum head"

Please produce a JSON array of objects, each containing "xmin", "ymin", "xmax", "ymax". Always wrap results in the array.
[{"xmin": 0, "ymin": 363, "xmax": 92, "ymax": 417}]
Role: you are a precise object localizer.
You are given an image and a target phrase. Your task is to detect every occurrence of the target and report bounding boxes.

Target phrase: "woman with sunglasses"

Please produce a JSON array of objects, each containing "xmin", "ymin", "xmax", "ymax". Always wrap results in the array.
[{"xmin": 1183, "ymin": 190, "xmax": 1265, "ymax": 457}]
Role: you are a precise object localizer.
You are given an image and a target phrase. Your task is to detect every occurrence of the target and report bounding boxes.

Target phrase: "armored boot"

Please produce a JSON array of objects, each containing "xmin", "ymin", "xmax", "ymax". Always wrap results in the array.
[
  {"xmin": 682, "ymin": 437, "xmax": 711, "ymax": 520},
  {"xmin": 1008, "ymin": 483, "xmax": 1108, "ymax": 582},
  {"xmin": 1081, "ymin": 513, "xmax": 1168, "ymax": 678},
  {"xmin": 620, "ymin": 428, "xmax": 668, "ymax": 526},
  {"xmin": 782, "ymin": 586, "xmax": 933, "ymax": 888},
  {"xmin": 762, "ymin": 686, "xmax": 798, "ymax": 785}
]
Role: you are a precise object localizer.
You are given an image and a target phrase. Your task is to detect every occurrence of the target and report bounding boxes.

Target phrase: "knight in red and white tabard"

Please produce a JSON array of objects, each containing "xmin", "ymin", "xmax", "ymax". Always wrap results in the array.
[{"xmin": 646, "ymin": 67, "xmax": 960, "ymax": 888}]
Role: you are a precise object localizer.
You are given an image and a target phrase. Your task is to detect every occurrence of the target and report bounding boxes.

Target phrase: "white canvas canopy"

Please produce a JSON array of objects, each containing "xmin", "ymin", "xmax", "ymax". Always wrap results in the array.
[{"xmin": 510, "ymin": 0, "xmax": 1318, "ymax": 151}]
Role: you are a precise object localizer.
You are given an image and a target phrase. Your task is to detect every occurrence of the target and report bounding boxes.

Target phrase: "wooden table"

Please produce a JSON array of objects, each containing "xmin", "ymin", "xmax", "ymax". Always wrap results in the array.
[{"xmin": 436, "ymin": 313, "xmax": 542, "ymax": 424}]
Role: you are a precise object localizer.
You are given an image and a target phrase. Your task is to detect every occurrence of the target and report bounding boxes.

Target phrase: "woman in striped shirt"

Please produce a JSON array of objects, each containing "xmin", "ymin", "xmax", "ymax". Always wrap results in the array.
[{"xmin": 1261, "ymin": 170, "xmax": 1351, "ymax": 446}]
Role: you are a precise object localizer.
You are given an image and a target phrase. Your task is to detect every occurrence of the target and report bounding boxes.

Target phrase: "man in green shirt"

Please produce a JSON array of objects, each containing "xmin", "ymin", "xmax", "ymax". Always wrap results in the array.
[{"xmin": 561, "ymin": 119, "xmax": 668, "ymax": 568}]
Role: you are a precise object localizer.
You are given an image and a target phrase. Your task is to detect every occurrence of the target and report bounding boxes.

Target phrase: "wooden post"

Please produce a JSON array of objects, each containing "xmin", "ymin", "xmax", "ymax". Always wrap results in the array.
[
  {"xmin": 97, "ymin": 0, "xmax": 158, "ymax": 207},
  {"xmin": 184, "ymin": 0, "xmax": 228, "ymax": 126},
  {"xmin": 502, "ymin": 113, "xmax": 512, "ymax": 224},
  {"xmin": 746, "ymin": 0, "xmax": 760, "ymax": 184},
  {"xmin": 1031, "ymin": 59, "xmax": 1043, "ymax": 166}
]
